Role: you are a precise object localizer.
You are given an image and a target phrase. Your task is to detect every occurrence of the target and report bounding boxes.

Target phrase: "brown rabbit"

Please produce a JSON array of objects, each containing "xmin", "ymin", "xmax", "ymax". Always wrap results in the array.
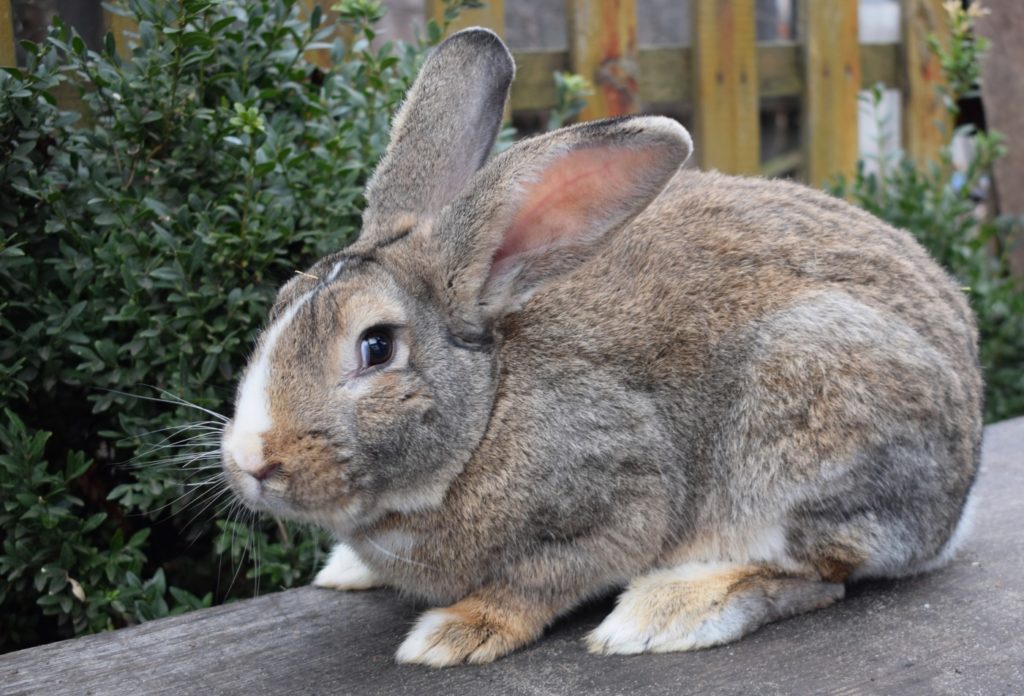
[{"xmin": 220, "ymin": 28, "xmax": 982, "ymax": 666}]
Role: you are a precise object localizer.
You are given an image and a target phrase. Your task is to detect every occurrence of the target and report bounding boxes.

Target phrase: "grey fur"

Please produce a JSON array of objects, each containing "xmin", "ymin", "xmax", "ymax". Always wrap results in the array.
[{"xmin": 221, "ymin": 29, "xmax": 982, "ymax": 666}]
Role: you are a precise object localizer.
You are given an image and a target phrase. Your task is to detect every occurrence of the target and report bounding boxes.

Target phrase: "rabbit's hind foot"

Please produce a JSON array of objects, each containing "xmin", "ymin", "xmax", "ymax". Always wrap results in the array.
[{"xmin": 586, "ymin": 561, "xmax": 843, "ymax": 655}]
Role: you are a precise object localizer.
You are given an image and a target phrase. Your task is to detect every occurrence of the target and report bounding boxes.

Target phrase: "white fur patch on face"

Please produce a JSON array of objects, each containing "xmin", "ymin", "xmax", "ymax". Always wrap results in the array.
[
  {"xmin": 312, "ymin": 543, "xmax": 381, "ymax": 591},
  {"xmin": 326, "ymin": 259, "xmax": 346, "ymax": 283},
  {"xmin": 225, "ymin": 290, "xmax": 314, "ymax": 475},
  {"xmin": 395, "ymin": 609, "xmax": 462, "ymax": 666}
]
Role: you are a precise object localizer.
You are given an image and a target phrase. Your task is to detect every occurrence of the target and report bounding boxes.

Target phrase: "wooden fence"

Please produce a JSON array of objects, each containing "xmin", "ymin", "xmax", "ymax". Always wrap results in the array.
[{"xmin": 0, "ymin": 0, "xmax": 952, "ymax": 184}]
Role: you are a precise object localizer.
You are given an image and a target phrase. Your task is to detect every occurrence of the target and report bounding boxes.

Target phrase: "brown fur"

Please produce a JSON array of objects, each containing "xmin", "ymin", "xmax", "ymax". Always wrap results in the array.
[{"xmin": 221, "ymin": 29, "xmax": 982, "ymax": 666}]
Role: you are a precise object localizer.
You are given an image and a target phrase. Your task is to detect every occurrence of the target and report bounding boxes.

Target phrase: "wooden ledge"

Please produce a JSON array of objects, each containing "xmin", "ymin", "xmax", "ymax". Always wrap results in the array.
[{"xmin": 3, "ymin": 417, "xmax": 1023, "ymax": 695}]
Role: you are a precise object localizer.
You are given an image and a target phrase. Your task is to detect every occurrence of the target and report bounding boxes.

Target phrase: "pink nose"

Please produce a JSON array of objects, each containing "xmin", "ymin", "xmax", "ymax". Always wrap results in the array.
[{"xmin": 251, "ymin": 461, "xmax": 281, "ymax": 482}]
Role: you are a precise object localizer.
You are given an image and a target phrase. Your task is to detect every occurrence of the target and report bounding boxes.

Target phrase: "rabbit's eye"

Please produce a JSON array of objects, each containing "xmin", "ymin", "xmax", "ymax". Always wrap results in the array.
[{"xmin": 360, "ymin": 327, "xmax": 394, "ymax": 369}]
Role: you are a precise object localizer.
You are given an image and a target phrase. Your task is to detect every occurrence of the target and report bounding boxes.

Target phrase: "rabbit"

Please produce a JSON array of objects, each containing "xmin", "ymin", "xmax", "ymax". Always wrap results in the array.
[{"xmin": 219, "ymin": 28, "xmax": 982, "ymax": 667}]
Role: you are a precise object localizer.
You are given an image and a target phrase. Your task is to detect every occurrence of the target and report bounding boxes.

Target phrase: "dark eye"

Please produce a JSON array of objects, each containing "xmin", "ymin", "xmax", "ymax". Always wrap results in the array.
[{"xmin": 359, "ymin": 327, "xmax": 394, "ymax": 369}]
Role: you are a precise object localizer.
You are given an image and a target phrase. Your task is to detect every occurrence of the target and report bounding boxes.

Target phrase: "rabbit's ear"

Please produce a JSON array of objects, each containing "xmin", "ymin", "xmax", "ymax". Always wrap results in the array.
[
  {"xmin": 434, "ymin": 116, "xmax": 692, "ymax": 340},
  {"xmin": 362, "ymin": 28, "xmax": 514, "ymax": 236}
]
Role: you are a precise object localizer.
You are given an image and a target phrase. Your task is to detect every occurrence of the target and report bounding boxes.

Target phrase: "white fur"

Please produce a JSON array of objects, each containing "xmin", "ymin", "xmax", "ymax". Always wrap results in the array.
[
  {"xmin": 907, "ymin": 484, "xmax": 979, "ymax": 576},
  {"xmin": 313, "ymin": 543, "xmax": 381, "ymax": 591},
  {"xmin": 224, "ymin": 290, "xmax": 314, "ymax": 474},
  {"xmin": 743, "ymin": 523, "xmax": 791, "ymax": 565},
  {"xmin": 395, "ymin": 609, "xmax": 461, "ymax": 666},
  {"xmin": 326, "ymin": 259, "xmax": 346, "ymax": 283},
  {"xmin": 587, "ymin": 562, "xmax": 750, "ymax": 655},
  {"xmin": 673, "ymin": 521, "xmax": 799, "ymax": 573}
]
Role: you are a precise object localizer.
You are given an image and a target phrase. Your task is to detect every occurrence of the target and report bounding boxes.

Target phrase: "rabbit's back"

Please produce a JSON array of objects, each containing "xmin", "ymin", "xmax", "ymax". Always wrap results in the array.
[{"xmin": 502, "ymin": 169, "xmax": 982, "ymax": 577}]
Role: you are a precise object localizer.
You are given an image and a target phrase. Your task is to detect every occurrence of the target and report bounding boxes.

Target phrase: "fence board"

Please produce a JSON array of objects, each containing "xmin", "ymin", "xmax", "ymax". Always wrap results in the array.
[
  {"xmin": 301, "ymin": 1, "xmax": 346, "ymax": 70},
  {"xmin": 512, "ymin": 44, "xmax": 898, "ymax": 114},
  {"xmin": 1, "ymin": 0, "xmax": 15, "ymax": 67},
  {"xmin": 426, "ymin": 0, "xmax": 505, "ymax": 37},
  {"xmin": 692, "ymin": 0, "xmax": 759, "ymax": 173},
  {"xmin": 566, "ymin": 0, "xmax": 638, "ymax": 120},
  {"xmin": 103, "ymin": 6, "xmax": 138, "ymax": 59},
  {"xmin": 902, "ymin": 0, "xmax": 951, "ymax": 168},
  {"xmin": 801, "ymin": 0, "xmax": 860, "ymax": 186}
]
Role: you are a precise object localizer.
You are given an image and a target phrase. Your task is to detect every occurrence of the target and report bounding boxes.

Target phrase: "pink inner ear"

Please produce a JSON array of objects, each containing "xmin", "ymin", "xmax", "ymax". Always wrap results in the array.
[{"xmin": 492, "ymin": 145, "xmax": 658, "ymax": 269}]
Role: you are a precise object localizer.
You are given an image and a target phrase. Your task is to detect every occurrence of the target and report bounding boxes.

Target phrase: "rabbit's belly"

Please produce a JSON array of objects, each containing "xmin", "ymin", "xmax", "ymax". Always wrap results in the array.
[{"xmin": 664, "ymin": 520, "xmax": 801, "ymax": 572}]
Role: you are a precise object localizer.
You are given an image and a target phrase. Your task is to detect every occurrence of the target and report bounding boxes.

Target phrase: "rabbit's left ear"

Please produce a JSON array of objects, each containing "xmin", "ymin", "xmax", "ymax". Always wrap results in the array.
[
  {"xmin": 362, "ymin": 28, "xmax": 514, "ymax": 236},
  {"xmin": 433, "ymin": 116, "xmax": 692, "ymax": 340}
]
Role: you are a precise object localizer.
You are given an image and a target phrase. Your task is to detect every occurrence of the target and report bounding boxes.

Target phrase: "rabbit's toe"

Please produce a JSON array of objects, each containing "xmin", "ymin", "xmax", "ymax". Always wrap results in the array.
[{"xmin": 312, "ymin": 543, "xmax": 381, "ymax": 591}]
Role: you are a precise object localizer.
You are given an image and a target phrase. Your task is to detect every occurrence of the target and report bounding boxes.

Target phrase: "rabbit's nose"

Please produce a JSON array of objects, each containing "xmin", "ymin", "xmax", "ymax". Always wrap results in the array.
[
  {"xmin": 226, "ymin": 431, "xmax": 265, "ymax": 475},
  {"xmin": 251, "ymin": 460, "xmax": 281, "ymax": 482}
]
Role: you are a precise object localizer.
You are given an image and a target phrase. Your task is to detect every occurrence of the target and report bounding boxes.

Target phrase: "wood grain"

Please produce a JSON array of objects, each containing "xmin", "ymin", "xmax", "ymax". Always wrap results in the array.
[
  {"xmin": 976, "ymin": 0, "xmax": 1024, "ymax": 278},
  {"xmin": 3, "ymin": 417, "xmax": 1023, "ymax": 695},
  {"xmin": 426, "ymin": 0, "xmax": 505, "ymax": 37},
  {"xmin": 691, "ymin": 0, "xmax": 759, "ymax": 173},
  {"xmin": 0, "ymin": 0, "xmax": 16, "ymax": 67},
  {"xmin": 800, "ymin": 0, "xmax": 860, "ymax": 186},
  {"xmin": 511, "ymin": 45, "xmax": 899, "ymax": 114},
  {"xmin": 901, "ymin": 0, "xmax": 952, "ymax": 169},
  {"xmin": 301, "ymin": 1, "xmax": 345, "ymax": 71},
  {"xmin": 566, "ymin": 0, "xmax": 639, "ymax": 120},
  {"xmin": 102, "ymin": 6, "xmax": 138, "ymax": 60}
]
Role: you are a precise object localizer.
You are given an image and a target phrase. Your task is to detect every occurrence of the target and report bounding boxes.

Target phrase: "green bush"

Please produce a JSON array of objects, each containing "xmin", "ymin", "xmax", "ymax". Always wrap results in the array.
[
  {"xmin": 0, "ymin": 0, "xmax": 484, "ymax": 651},
  {"xmin": 831, "ymin": 3, "xmax": 1024, "ymax": 422}
]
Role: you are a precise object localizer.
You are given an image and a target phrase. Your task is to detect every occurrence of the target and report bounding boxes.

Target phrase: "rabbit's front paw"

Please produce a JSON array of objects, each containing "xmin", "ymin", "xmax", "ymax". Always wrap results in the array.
[
  {"xmin": 312, "ymin": 543, "xmax": 381, "ymax": 591},
  {"xmin": 586, "ymin": 562, "xmax": 843, "ymax": 655},
  {"xmin": 394, "ymin": 608, "xmax": 514, "ymax": 667},
  {"xmin": 396, "ymin": 592, "xmax": 551, "ymax": 667}
]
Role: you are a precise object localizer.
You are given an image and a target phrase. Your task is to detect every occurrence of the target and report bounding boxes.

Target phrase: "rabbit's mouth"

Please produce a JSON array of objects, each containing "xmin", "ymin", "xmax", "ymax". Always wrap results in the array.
[{"xmin": 220, "ymin": 420, "xmax": 359, "ymax": 521}]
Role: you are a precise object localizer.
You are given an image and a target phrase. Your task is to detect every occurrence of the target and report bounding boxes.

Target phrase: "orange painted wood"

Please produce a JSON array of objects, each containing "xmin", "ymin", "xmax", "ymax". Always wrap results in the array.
[
  {"xmin": 801, "ymin": 0, "xmax": 860, "ymax": 186},
  {"xmin": 1, "ymin": 0, "xmax": 17, "ymax": 66},
  {"xmin": 301, "ymin": 1, "xmax": 344, "ymax": 70},
  {"xmin": 426, "ymin": 0, "xmax": 505, "ymax": 38},
  {"xmin": 692, "ymin": 0, "xmax": 759, "ymax": 174},
  {"xmin": 902, "ymin": 0, "xmax": 952, "ymax": 168},
  {"xmin": 566, "ymin": 0, "xmax": 639, "ymax": 120}
]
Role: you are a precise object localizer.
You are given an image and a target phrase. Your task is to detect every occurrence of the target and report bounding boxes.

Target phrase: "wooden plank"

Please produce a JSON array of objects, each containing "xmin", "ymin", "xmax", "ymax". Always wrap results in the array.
[
  {"xmin": 800, "ymin": 0, "xmax": 860, "ymax": 186},
  {"xmin": 2, "ymin": 417, "xmax": 1023, "ymax": 695},
  {"xmin": 691, "ymin": 0, "xmax": 759, "ymax": 173},
  {"xmin": 425, "ymin": 0, "xmax": 505, "ymax": 37},
  {"xmin": 0, "ymin": 0, "xmax": 15, "ymax": 67},
  {"xmin": 756, "ymin": 42, "xmax": 802, "ymax": 99},
  {"xmin": 300, "ymin": 1, "xmax": 346, "ymax": 70},
  {"xmin": 861, "ymin": 41, "xmax": 901, "ymax": 91},
  {"xmin": 426, "ymin": 1, "xmax": 506, "ymax": 120},
  {"xmin": 566, "ymin": 0, "xmax": 638, "ymax": 120},
  {"xmin": 901, "ymin": 0, "xmax": 952, "ymax": 169},
  {"xmin": 637, "ymin": 46, "xmax": 691, "ymax": 104},
  {"xmin": 103, "ymin": 6, "xmax": 138, "ymax": 60},
  {"xmin": 977, "ymin": 0, "xmax": 1024, "ymax": 278},
  {"xmin": 510, "ymin": 49, "xmax": 569, "ymax": 111},
  {"xmin": 509, "ymin": 44, "xmax": 899, "ymax": 113}
]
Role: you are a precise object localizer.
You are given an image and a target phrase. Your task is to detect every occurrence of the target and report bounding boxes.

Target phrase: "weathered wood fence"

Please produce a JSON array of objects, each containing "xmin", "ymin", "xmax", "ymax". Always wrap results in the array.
[{"xmin": 1, "ymin": 0, "xmax": 952, "ymax": 184}]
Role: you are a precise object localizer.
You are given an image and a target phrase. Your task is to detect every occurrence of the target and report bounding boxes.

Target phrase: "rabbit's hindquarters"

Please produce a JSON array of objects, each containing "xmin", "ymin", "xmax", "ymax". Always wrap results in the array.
[{"xmin": 586, "ymin": 562, "xmax": 844, "ymax": 654}]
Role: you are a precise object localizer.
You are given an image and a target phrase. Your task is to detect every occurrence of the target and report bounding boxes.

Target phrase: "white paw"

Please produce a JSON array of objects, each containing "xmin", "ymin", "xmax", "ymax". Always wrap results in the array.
[
  {"xmin": 395, "ymin": 609, "xmax": 462, "ymax": 667},
  {"xmin": 588, "ymin": 595, "xmax": 746, "ymax": 654},
  {"xmin": 586, "ymin": 566, "xmax": 748, "ymax": 655},
  {"xmin": 312, "ymin": 543, "xmax": 381, "ymax": 591}
]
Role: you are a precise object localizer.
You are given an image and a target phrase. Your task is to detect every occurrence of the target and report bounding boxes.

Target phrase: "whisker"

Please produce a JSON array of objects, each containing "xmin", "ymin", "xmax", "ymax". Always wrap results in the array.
[{"xmin": 101, "ymin": 387, "xmax": 229, "ymax": 423}]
